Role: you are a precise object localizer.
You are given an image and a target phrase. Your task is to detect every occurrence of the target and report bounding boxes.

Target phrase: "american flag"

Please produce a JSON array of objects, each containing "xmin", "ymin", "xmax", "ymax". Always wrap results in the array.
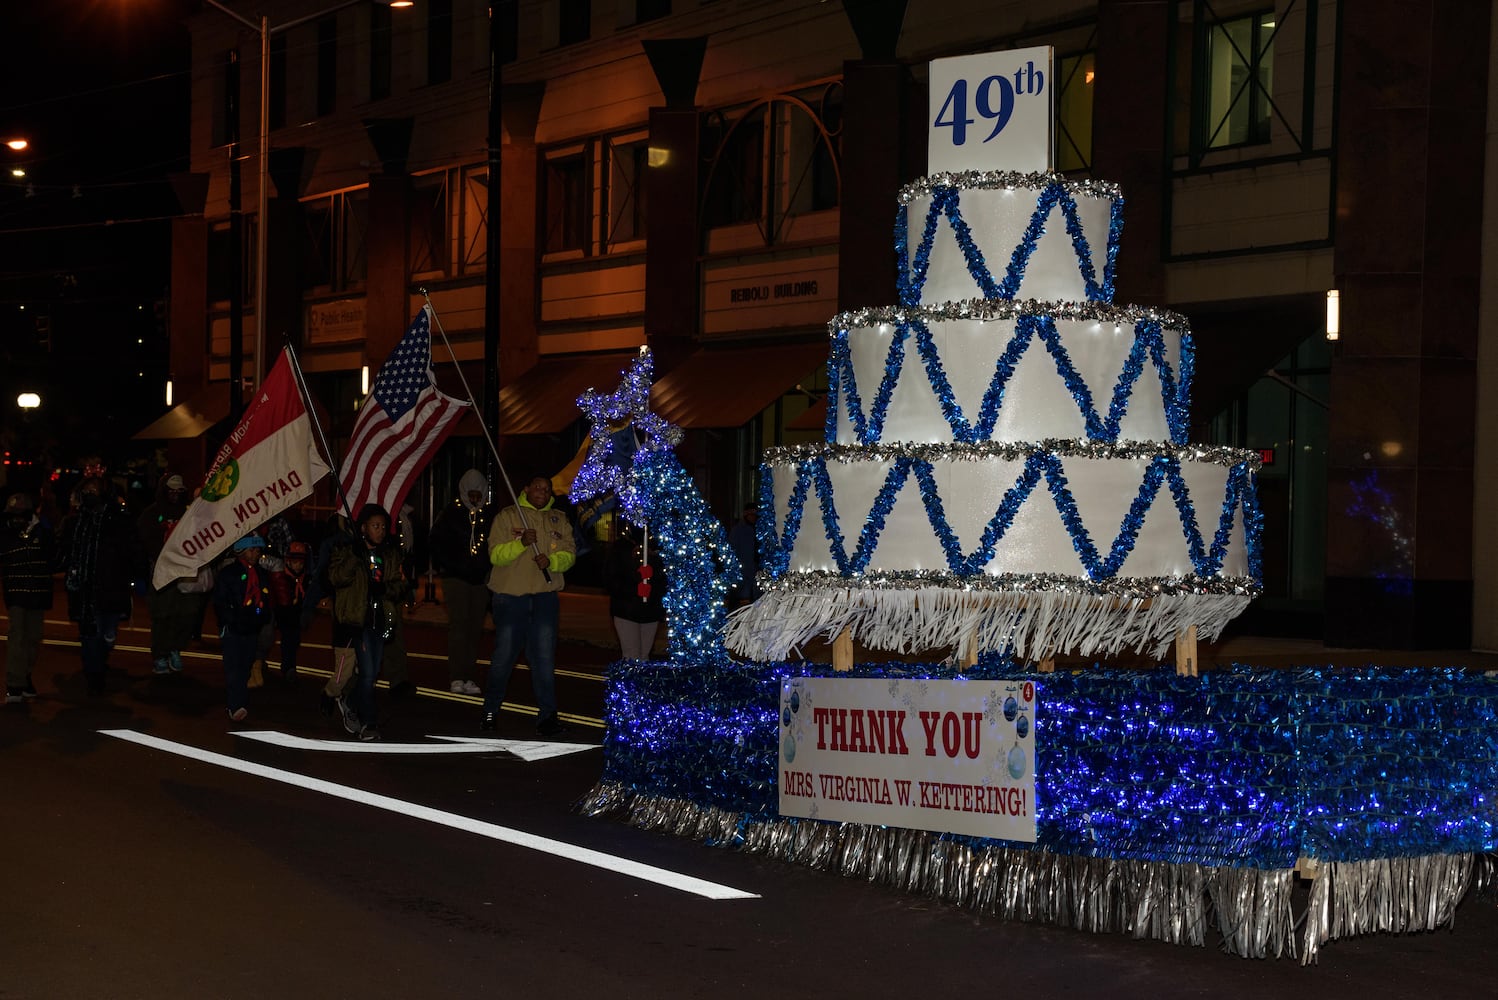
[{"xmin": 339, "ymin": 306, "xmax": 469, "ymax": 518}]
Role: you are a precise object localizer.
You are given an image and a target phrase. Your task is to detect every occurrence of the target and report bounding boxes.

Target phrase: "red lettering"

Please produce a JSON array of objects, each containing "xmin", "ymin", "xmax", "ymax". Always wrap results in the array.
[
  {"xmin": 920, "ymin": 711, "xmax": 940, "ymax": 756},
  {"xmin": 848, "ymin": 709, "xmax": 867, "ymax": 753},
  {"xmin": 814, "ymin": 707, "xmax": 830, "ymax": 749}
]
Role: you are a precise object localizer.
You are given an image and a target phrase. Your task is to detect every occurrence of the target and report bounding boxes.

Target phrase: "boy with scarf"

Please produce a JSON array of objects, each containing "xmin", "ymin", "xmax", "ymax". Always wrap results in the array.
[
  {"xmin": 429, "ymin": 468, "xmax": 495, "ymax": 695},
  {"xmin": 213, "ymin": 534, "xmax": 273, "ymax": 722}
]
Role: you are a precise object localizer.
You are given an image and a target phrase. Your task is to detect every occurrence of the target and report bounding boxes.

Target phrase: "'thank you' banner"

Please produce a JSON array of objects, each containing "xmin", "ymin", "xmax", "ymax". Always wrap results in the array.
[{"xmin": 778, "ymin": 676, "xmax": 1037, "ymax": 842}]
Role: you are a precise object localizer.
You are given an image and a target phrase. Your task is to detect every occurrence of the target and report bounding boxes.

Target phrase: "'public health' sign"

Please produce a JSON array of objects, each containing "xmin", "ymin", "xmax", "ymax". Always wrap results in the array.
[
  {"xmin": 778, "ymin": 676, "xmax": 1037, "ymax": 842},
  {"xmin": 928, "ymin": 45, "xmax": 1055, "ymax": 175}
]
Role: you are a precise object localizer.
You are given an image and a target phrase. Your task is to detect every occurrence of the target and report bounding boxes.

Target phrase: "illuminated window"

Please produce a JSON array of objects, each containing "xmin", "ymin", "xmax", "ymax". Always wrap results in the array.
[
  {"xmin": 1198, "ymin": 10, "xmax": 1275, "ymax": 148},
  {"xmin": 1056, "ymin": 51, "xmax": 1094, "ymax": 172}
]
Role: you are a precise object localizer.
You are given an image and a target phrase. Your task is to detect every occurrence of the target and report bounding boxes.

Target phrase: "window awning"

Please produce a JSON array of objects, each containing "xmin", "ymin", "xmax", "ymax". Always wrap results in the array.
[
  {"xmin": 650, "ymin": 341, "xmax": 827, "ymax": 429},
  {"xmin": 492, "ymin": 353, "xmax": 640, "ymax": 436},
  {"xmin": 131, "ymin": 388, "xmax": 230, "ymax": 440}
]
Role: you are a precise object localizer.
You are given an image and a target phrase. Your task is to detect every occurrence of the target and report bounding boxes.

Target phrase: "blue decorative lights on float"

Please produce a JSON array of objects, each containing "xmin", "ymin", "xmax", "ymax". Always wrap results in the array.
[{"xmin": 571, "ymin": 348, "xmax": 742, "ymax": 664}]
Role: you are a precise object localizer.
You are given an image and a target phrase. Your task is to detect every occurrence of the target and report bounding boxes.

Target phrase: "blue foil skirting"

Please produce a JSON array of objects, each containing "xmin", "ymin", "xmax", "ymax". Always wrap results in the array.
[{"xmin": 600, "ymin": 661, "xmax": 1498, "ymax": 868}]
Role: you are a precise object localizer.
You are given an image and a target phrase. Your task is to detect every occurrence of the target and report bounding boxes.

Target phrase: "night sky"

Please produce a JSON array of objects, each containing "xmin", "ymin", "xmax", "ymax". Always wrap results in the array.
[{"xmin": 2, "ymin": 0, "xmax": 197, "ymax": 474}]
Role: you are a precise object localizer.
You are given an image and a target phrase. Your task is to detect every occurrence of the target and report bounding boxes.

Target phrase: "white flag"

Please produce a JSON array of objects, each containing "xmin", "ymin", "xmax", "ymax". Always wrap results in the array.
[{"xmin": 152, "ymin": 351, "xmax": 329, "ymax": 590}]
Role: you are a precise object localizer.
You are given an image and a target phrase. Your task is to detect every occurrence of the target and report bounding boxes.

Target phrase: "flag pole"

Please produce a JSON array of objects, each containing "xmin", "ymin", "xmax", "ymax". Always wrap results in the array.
[
  {"xmin": 419, "ymin": 291, "xmax": 551, "ymax": 582},
  {"xmin": 285, "ymin": 343, "xmax": 358, "ymax": 527}
]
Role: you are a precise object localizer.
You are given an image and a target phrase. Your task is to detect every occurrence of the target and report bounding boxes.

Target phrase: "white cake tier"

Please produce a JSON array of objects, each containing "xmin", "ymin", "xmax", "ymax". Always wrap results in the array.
[
  {"xmin": 898, "ymin": 172, "xmax": 1122, "ymax": 307},
  {"xmin": 725, "ymin": 442, "xmax": 1261, "ymax": 662},
  {"xmin": 828, "ymin": 300, "xmax": 1192, "ymax": 446}
]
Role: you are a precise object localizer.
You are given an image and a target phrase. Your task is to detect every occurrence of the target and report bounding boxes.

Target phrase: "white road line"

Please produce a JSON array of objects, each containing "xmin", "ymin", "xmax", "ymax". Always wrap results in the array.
[
  {"xmin": 235, "ymin": 730, "xmax": 598, "ymax": 761},
  {"xmin": 100, "ymin": 729, "xmax": 758, "ymax": 901}
]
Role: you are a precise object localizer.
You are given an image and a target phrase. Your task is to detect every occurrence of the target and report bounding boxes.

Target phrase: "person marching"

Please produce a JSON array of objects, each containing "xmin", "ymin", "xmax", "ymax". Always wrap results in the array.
[
  {"xmin": 1, "ymin": 493, "xmax": 54, "ymax": 703},
  {"xmin": 58, "ymin": 476, "xmax": 141, "ymax": 696},
  {"xmin": 481, "ymin": 475, "xmax": 575, "ymax": 736},
  {"xmin": 269, "ymin": 540, "xmax": 311, "ymax": 682},
  {"xmin": 328, "ymin": 504, "xmax": 408, "ymax": 742},
  {"xmin": 211, "ymin": 535, "xmax": 274, "ymax": 722},
  {"xmin": 430, "ymin": 468, "xmax": 495, "ymax": 695},
  {"xmin": 138, "ymin": 473, "xmax": 197, "ymax": 675}
]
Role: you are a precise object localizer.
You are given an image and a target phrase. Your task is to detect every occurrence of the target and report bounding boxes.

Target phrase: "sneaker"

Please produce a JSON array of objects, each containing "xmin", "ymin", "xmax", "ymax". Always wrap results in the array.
[
  {"xmin": 152, "ymin": 658, "xmax": 173, "ymax": 675},
  {"xmin": 459, "ymin": 679, "xmax": 481, "ymax": 695},
  {"xmin": 449, "ymin": 680, "xmax": 467, "ymax": 695},
  {"xmin": 228, "ymin": 707, "xmax": 248, "ymax": 722},
  {"xmin": 338, "ymin": 697, "xmax": 360, "ymax": 735},
  {"xmin": 169, "ymin": 651, "xmax": 184, "ymax": 673},
  {"xmin": 537, "ymin": 718, "xmax": 568, "ymax": 738},
  {"xmin": 5, "ymin": 688, "xmax": 24, "ymax": 705},
  {"xmin": 20, "ymin": 682, "xmax": 37, "ymax": 700},
  {"xmin": 358, "ymin": 725, "xmax": 381, "ymax": 742},
  {"xmin": 480, "ymin": 712, "xmax": 497, "ymax": 732}
]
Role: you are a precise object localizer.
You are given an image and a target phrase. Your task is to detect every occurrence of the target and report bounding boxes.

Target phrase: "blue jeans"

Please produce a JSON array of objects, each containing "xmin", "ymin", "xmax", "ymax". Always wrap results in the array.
[
  {"xmin": 485, "ymin": 591, "xmax": 558, "ymax": 727},
  {"xmin": 353, "ymin": 627, "xmax": 385, "ymax": 729},
  {"xmin": 221, "ymin": 631, "xmax": 258, "ymax": 712}
]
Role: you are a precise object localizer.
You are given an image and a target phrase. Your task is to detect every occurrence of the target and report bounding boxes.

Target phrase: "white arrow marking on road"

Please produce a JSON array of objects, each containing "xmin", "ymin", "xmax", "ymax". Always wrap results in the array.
[
  {"xmin": 233, "ymin": 731, "xmax": 598, "ymax": 762},
  {"xmin": 100, "ymin": 729, "xmax": 758, "ymax": 901}
]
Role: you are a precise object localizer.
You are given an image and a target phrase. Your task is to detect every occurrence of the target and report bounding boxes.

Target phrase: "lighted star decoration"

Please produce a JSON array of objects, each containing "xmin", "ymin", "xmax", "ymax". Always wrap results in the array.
[
  {"xmin": 570, "ymin": 346, "xmax": 740, "ymax": 665},
  {"xmin": 572, "ymin": 346, "xmax": 682, "ymax": 522}
]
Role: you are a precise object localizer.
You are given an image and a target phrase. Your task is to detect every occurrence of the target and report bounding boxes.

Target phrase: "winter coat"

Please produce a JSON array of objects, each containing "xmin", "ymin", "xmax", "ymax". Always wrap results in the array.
[
  {"xmin": 0, "ymin": 519, "xmax": 55, "ymax": 610},
  {"xmin": 59, "ymin": 505, "xmax": 141, "ymax": 622},
  {"xmin": 430, "ymin": 498, "xmax": 497, "ymax": 584},
  {"xmin": 486, "ymin": 497, "xmax": 575, "ymax": 597},
  {"xmin": 328, "ymin": 537, "xmax": 408, "ymax": 630},
  {"xmin": 212, "ymin": 556, "xmax": 274, "ymax": 636},
  {"xmin": 605, "ymin": 536, "xmax": 666, "ymax": 624}
]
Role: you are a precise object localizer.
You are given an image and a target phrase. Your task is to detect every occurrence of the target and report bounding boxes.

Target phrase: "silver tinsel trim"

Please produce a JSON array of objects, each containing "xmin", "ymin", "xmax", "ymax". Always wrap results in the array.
[
  {"xmin": 579, "ymin": 783, "xmax": 1486, "ymax": 961},
  {"xmin": 577, "ymin": 783, "xmax": 1267, "ymax": 955},
  {"xmin": 1301, "ymin": 855, "xmax": 1475, "ymax": 965},
  {"xmin": 830, "ymin": 298, "xmax": 1189, "ymax": 336},
  {"xmin": 725, "ymin": 584, "xmax": 1254, "ymax": 661},
  {"xmin": 899, "ymin": 171, "xmax": 1122, "ymax": 204},
  {"xmin": 764, "ymin": 439, "xmax": 1262, "ymax": 472}
]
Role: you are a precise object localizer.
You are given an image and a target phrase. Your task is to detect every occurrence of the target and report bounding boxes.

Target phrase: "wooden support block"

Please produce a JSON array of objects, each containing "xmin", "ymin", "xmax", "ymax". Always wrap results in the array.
[
  {"xmin": 959, "ymin": 631, "xmax": 978, "ymax": 669},
  {"xmin": 1174, "ymin": 624, "xmax": 1198, "ymax": 677},
  {"xmin": 1037, "ymin": 657, "xmax": 1055, "ymax": 673},
  {"xmin": 832, "ymin": 627, "xmax": 854, "ymax": 673},
  {"xmin": 1294, "ymin": 856, "xmax": 1322, "ymax": 881}
]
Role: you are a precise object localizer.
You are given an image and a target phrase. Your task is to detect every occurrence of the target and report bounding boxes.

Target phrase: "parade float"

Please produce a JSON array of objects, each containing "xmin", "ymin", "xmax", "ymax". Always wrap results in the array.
[{"xmin": 573, "ymin": 48, "xmax": 1498, "ymax": 962}]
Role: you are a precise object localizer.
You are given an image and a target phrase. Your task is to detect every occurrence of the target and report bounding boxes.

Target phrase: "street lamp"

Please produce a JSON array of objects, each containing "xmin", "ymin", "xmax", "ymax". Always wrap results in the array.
[{"xmin": 201, "ymin": 0, "xmax": 414, "ymax": 390}]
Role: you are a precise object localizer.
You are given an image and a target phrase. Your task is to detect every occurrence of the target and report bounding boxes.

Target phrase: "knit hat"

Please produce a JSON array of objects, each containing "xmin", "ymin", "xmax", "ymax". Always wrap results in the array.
[
  {"xmin": 356, "ymin": 503, "xmax": 390, "ymax": 527},
  {"xmin": 232, "ymin": 534, "xmax": 266, "ymax": 552}
]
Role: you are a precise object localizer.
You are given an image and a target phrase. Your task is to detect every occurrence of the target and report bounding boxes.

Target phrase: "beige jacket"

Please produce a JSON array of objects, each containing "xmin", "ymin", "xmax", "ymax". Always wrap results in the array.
[{"xmin": 486, "ymin": 498, "xmax": 575, "ymax": 596}]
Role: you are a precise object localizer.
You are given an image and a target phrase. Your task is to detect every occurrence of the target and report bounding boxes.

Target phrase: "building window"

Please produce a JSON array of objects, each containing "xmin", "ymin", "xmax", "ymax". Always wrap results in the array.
[
  {"xmin": 370, "ymin": 3, "xmax": 393, "ymax": 101},
  {"xmin": 1057, "ymin": 51, "xmax": 1094, "ymax": 172},
  {"xmin": 410, "ymin": 174, "xmax": 449, "ymax": 274},
  {"xmin": 809, "ymin": 91, "xmax": 841, "ymax": 212},
  {"xmin": 544, "ymin": 154, "xmax": 590, "ymax": 254},
  {"xmin": 559, "ymin": 0, "xmax": 591, "ymax": 46},
  {"xmin": 342, "ymin": 190, "xmax": 369, "ymax": 286},
  {"xmin": 427, "ymin": 0, "xmax": 453, "ymax": 85},
  {"xmin": 606, "ymin": 138, "xmax": 648, "ymax": 247},
  {"xmin": 301, "ymin": 200, "xmax": 334, "ymax": 290},
  {"xmin": 1197, "ymin": 9, "xmax": 1275, "ymax": 149},
  {"xmin": 316, "ymin": 17, "xmax": 337, "ymax": 117},
  {"xmin": 703, "ymin": 105, "xmax": 765, "ymax": 229},
  {"xmin": 461, "ymin": 165, "xmax": 489, "ymax": 273},
  {"xmin": 269, "ymin": 33, "xmax": 288, "ymax": 131}
]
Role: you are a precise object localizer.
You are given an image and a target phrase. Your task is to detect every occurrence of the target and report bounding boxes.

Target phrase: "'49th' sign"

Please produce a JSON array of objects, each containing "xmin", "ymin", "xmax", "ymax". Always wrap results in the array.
[{"xmin": 928, "ymin": 46, "xmax": 1055, "ymax": 175}]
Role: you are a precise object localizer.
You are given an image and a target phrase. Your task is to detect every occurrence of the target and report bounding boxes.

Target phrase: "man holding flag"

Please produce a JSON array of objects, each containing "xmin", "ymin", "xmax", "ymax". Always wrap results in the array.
[{"xmin": 330, "ymin": 305, "xmax": 468, "ymax": 723}]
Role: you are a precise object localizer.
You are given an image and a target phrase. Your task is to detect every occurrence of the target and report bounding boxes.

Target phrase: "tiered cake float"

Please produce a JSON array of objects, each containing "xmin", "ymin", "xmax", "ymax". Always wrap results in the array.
[
  {"xmin": 724, "ymin": 167, "xmax": 1260, "ymax": 666},
  {"xmin": 578, "ymin": 48, "xmax": 1498, "ymax": 963}
]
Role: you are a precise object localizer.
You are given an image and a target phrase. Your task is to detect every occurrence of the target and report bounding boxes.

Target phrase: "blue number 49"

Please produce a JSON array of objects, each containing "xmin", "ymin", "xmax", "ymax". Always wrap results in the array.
[{"xmin": 935, "ymin": 75, "xmax": 1016, "ymax": 148}]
